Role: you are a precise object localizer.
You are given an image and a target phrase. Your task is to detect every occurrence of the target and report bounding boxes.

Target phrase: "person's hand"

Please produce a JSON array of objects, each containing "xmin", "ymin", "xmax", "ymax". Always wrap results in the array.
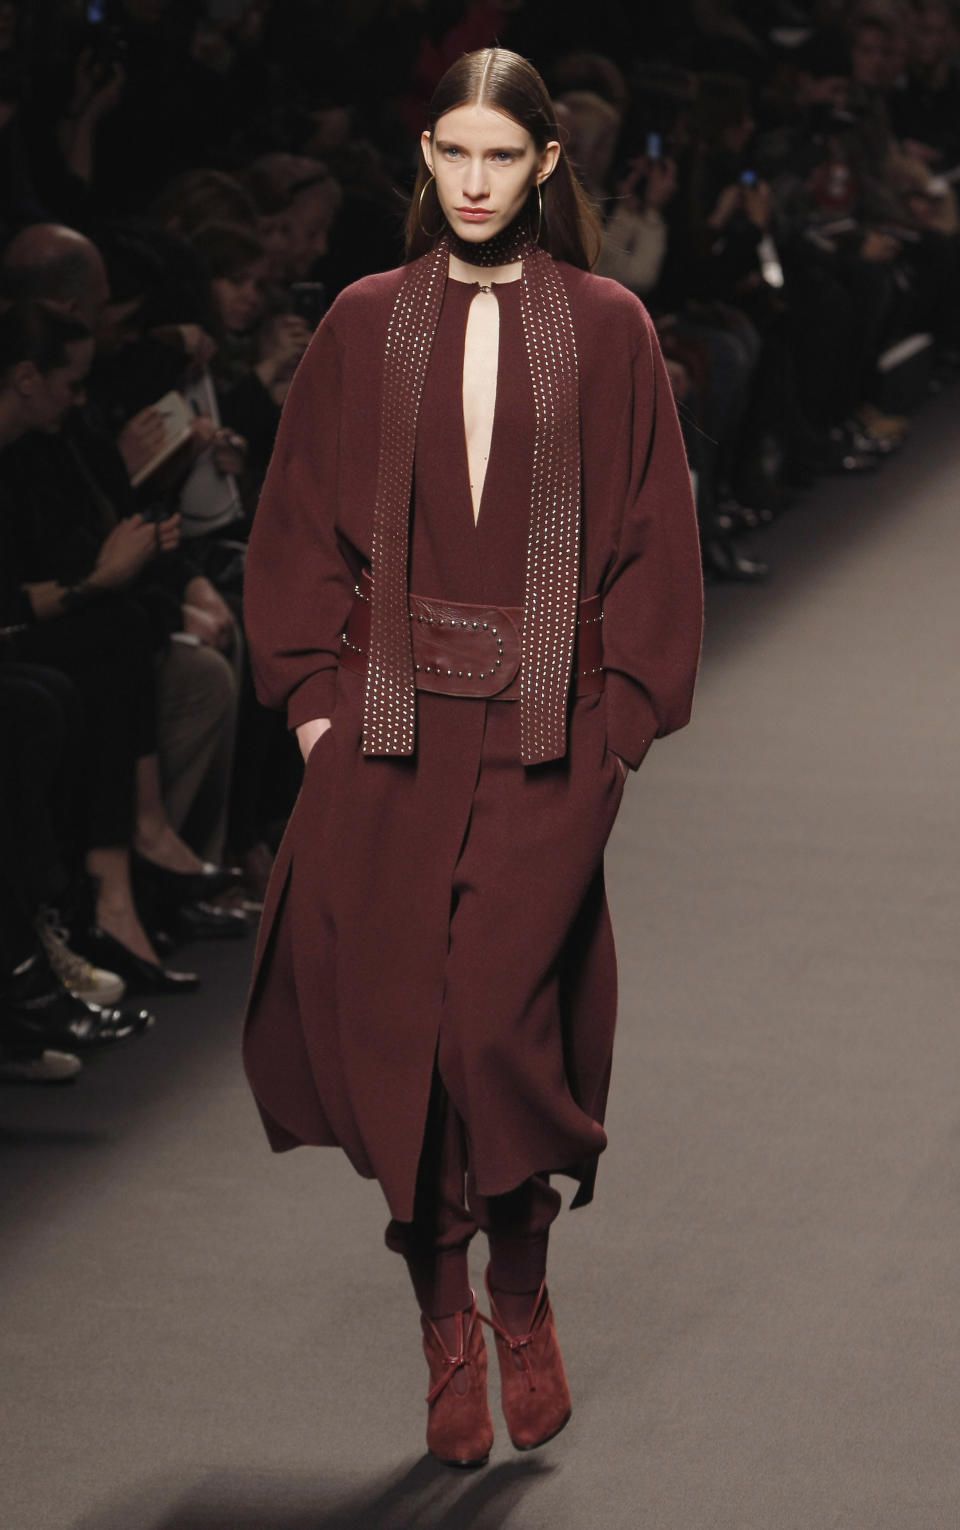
[
  {"xmin": 155, "ymin": 512, "xmax": 181, "ymax": 553},
  {"xmin": 663, "ymin": 356, "xmax": 692, "ymax": 400},
  {"xmin": 742, "ymin": 179, "xmax": 771, "ymax": 229},
  {"xmin": 182, "ymin": 576, "xmax": 235, "ymax": 653},
  {"xmin": 88, "ymin": 515, "xmax": 159, "ymax": 591},
  {"xmin": 177, "ymin": 323, "xmax": 218, "ymax": 371},
  {"xmin": 256, "ymin": 314, "xmax": 313, "ymax": 389},
  {"xmin": 707, "ymin": 183, "xmax": 742, "ymax": 229},
  {"xmin": 212, "ymin": 427, "xmax": 248, "ymax": 477},
  {"xmin": 117, "ymin": 406, "xmax": 169, "ymax": 482},
  {"xmin": 861, "ymin": 229, "xmax": 899, "ymax": 262},
  {"xmin": 296, "ymin": 717, "xmax": 332, "ymax": 761},
  {"xmin": 901, "ymin": 137, "xmax": 940, "ymax": 166},
  {"xmin": 149, "ymin": 324, "xmax": 219, "ymax": 374},
  {"xmin": 68, "ymin": 50, "xmax": 126, "ymax": 123},
  {"xmin": 645, "ymin": 156, "xmax": 677, "ymax": 210}
]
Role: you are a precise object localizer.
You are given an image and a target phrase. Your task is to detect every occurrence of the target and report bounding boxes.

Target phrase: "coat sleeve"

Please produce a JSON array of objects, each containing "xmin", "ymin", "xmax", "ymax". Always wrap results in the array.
[
  {"xmin": 243, "ymin": 314, "xmax": 354, "ymax": 729},
  {"xmin": 601, "ymin": 304, "xmax": 704, "ymax": 768}
]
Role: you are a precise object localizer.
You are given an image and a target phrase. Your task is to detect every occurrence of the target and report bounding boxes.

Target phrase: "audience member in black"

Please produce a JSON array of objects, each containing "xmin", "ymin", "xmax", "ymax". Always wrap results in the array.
[
  {"xmin": 0, "ymin": 299, "xmax": 202, "ymax": 996},
  {"xmin": 190, "ymin": 220, "xmax": 312, "ymax": 492},
  {"xmin": 1, "ymin": 223, "xmax": 243, "ymax": 878},
  {"xmin": 891, "ymin": 1, "xmax": 960, "ymax": 172}
]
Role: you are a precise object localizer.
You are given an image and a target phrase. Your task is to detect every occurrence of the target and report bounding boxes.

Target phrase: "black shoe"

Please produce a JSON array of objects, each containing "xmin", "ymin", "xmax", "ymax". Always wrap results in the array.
[
  {"xmin": 1, "ymin": 954, "xmax": 155, "ymax": 1052},
  {"xmin": 131, "ymin": 851, "xmax": 243, "ymax": 903},
  {"xmin": 75, "ymin": 928, "xmax": 200, "ymax": 996},
  {"xmin": 702, "ymin": 537, "xmax": 769, "ymax": 583},
  {"xmin": 716, "ymin": 497, "xmax": 775, "ymax": 532},
  {"xmin": 175, "ymin": 900, "xmax": 251, "ymax": 942}
]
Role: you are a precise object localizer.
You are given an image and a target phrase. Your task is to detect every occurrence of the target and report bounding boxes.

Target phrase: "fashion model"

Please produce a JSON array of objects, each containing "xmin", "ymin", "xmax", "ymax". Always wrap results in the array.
[{"xmin": 242, "ymin": 48, "xmax": 703, "ymax": 1468}]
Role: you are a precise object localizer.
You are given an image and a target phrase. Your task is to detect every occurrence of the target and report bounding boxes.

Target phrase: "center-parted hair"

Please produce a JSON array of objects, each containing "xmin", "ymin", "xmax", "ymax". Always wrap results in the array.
[{"xmin": 406, "ymin": 48, "xmax": 602, "ymax": 269}]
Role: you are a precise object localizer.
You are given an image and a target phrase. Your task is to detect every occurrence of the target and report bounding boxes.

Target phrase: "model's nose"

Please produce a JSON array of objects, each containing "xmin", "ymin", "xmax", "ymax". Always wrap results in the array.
[{"xmin": 462, "ymin": 159, "xmax": 488, "ymax": 200}]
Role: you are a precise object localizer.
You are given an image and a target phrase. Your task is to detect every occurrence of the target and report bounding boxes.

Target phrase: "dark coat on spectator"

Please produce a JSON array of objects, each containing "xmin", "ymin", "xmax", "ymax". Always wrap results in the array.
[{"xmin": 241, "ymin": 261, "xmax": 703, "ymax": 1222}]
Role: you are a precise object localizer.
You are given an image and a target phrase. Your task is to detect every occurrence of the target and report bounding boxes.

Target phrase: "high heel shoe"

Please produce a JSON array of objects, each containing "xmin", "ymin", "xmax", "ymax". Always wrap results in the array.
[
  {"xmin": 421, "ymin": 1294, "xmax": 494, "ymax": 1468},
  {"xmin": 75, "ymin": 927, "xmax": 200, "ymax": 996},
  {"xmin": 480, "ymin": 1269, "xmax": 571, "ymax": 1451},
  {"xmin": 131, "ymin": 850, "xmax": 243, "ymax": 903}
]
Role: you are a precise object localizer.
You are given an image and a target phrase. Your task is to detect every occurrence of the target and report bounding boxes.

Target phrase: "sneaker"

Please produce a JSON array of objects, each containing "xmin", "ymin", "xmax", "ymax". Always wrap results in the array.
[
  {"xmin": 0, "ymin": 1046, "xmax": 82, "ymax": 1084},
  {"xmin": 35, "ymin": 907, "xmax": 126, "ymax": 1006}
]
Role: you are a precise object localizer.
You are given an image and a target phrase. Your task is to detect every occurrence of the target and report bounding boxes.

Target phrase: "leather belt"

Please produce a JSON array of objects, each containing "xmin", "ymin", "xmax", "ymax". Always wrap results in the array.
[{"xmin": 340, "ymin": 568, "xmax": 604, "ymax": 700}]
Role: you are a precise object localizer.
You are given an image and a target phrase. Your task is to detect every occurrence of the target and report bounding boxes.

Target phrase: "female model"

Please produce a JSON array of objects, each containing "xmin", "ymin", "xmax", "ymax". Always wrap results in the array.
[{"xmin": 242, "ymin": 48, "xmax": 703, "ymax": 1468}]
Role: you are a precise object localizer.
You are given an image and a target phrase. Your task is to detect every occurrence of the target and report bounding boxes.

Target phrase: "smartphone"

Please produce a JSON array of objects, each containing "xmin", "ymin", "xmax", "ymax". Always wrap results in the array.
[
  {"xmin": 646, "ymin": 132, "xmax": 663, "ymax": 161},
  {"xmin": 290, "ymin": 282, "xmax": 328, "ymax": 330},
  {"xmin": 740, "ymin": 169, "xmax": 757, "ymax": 187}
]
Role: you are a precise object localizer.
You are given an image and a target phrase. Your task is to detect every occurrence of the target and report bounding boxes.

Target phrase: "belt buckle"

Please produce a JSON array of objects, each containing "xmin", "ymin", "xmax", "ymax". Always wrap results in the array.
[{"xmin": 410, "ymin": 597, "xmax": 520, "ymax": 697}]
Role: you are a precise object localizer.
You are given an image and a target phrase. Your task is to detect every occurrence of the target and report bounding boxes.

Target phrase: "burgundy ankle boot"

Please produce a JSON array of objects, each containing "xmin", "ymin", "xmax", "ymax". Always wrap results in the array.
[
  {"xmin": 421, "ymin": 1295, "xmax": 494, "ymax": 1468},
  {"xmin": 481, "ymin": 1269, "xmax": 572, "ymax": 1451}
]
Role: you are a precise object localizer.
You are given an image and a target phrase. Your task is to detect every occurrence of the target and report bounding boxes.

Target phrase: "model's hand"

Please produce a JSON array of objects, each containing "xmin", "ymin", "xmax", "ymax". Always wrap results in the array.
[{"xmin": 296, "ymin": 717, "xmax": 332, "ymax": 761}]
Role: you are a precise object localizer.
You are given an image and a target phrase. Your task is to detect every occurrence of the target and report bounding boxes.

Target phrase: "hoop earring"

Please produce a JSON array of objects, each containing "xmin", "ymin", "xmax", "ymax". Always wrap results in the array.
[
  {"xmin": 534, "ymin": 179, "xmax": 543, "ymax": 243},
  {"xmin": 418, "ymin": 175, "xmax": 445, "ymax": 239}
]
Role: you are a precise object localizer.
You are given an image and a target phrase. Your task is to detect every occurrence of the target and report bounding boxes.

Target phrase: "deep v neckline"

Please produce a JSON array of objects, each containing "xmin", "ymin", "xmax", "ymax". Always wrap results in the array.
[{"xmin": 458, "ymin": 282, "xmax": 501, "ymax": 530}]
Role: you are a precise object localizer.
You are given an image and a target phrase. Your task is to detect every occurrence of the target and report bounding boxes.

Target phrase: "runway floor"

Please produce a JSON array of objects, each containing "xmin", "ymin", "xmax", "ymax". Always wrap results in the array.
[{"xmin": 3, "ymin": 386, "xmax": 959, "ymax": 1530}]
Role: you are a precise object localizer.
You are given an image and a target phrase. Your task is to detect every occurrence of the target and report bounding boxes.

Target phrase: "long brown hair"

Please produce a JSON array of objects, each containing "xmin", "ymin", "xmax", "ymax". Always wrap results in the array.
[{"xmin": 405, "ymin": 48, "xmax": 603, "ymax": 269}]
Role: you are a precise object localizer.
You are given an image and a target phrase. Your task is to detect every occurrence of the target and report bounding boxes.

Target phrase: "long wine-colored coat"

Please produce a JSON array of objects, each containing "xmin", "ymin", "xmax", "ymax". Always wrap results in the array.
[{"xmin": 242, "ymin": 259, "xmax": 703, "ymax": 1223}]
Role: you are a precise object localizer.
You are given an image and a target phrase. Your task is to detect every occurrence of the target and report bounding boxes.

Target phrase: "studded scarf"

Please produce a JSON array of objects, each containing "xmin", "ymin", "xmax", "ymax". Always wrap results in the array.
[{"xmin": 361, "ymin": 224, "xmax": 581, "ymax": 766}]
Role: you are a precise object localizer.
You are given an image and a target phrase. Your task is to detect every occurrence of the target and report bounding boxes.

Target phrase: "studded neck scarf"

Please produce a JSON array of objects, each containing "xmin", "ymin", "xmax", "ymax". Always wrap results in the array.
[{"xmin": 362, "ymin": 224, "xmax": 581, "ymax": 766}]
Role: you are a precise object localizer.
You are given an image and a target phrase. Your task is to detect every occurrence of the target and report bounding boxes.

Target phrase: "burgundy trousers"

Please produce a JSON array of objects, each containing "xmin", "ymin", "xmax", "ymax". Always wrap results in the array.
[{"xmin": 385, "ymin": 1074, "xmax": 561, "ymax": 1318}]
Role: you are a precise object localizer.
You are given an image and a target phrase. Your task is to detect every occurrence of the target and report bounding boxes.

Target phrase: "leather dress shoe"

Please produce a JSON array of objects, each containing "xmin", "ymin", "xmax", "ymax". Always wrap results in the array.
[
  {"xmin": 2, "ymin": 954, "xmax": 154, "ymax": 1052},
  {"xmin": 174, "ymin": 900, "xmax": 250, "ymax": 942},
  {"xmin": 702, "ymin": 536, "xmax": 769, "ymax": 584},
  {"xmin": 75, "ymin": 927, "xmax": 200, "ymax": 996}
]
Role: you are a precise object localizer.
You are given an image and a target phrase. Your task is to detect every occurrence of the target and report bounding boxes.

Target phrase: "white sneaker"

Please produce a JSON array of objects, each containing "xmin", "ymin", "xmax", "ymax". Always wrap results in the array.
[
  {"xmin": 0, "ymin": 1047, "xmax": 83, "ymax": 1084},
  {"xmin": 35, "ymin": 908, "xmax": 126, "ymax": 1006}
]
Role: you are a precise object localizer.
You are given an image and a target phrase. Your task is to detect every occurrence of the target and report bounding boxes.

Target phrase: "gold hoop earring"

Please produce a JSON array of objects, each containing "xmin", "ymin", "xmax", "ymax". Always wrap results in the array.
[
  {"xmin": 418, "ymin": 175, "xmax": 445, "ymax": 239},
  {"xmin": 532, "ymin": 179, "xmax": 543, "ymax": 243}
]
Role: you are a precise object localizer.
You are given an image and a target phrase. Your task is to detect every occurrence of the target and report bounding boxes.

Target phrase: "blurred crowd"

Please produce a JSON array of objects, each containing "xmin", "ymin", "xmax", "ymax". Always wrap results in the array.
[{"xmin": 2, "ymin": 0, "xmax": 958, "ymax": 1083}]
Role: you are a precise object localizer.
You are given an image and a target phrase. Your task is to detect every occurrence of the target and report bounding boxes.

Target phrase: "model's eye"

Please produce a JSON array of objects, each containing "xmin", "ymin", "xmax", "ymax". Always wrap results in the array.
[
  {"xmin": 441, "ymin": 146, "xmax": 461, "ymax": 159},
  {"xmin": 493, "ymin": 152, "xmax": 516, "ymax": 164}
]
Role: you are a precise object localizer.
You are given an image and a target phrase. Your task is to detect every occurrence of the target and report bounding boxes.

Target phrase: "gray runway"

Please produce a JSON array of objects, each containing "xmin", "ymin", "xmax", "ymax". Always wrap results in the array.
[{"xmin": 3, "ymin": 389, "xmax": 959, "ymax": 1530}]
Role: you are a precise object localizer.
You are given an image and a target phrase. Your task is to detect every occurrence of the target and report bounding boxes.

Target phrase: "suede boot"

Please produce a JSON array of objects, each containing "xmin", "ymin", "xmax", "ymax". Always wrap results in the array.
[
  {"xmin": 481, "ymin": 1269, "xmax": 571, "ymax": 1450},
  {"xmin": 421, "ymin": 1295, "xmax": 494, "ymax": 1468}
]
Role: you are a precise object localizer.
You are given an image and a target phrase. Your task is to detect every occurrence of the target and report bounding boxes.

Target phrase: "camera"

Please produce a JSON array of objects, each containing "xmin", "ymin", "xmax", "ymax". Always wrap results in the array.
[{"xmin": 290, "ymin": 282, "xmax": 328, "ymax": 330}]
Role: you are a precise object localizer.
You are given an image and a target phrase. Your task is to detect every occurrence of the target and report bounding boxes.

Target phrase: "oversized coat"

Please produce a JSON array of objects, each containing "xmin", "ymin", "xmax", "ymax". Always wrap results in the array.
[{"xmin": 242, "ymin": 258, "xmax": 703, "ymax": 1224}]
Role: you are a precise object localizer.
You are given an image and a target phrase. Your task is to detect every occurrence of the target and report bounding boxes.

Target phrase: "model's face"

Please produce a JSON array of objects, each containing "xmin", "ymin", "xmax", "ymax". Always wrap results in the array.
[{"xmin": 421, "ymin": 103, "xmax": 559, "ymax": 245}]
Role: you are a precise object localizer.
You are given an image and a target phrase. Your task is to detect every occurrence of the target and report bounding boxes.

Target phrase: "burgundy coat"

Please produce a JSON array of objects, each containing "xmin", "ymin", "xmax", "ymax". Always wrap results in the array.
[{"xmin": 242, "ymin": 259, "xmax": 703, "ymax": 1222}]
